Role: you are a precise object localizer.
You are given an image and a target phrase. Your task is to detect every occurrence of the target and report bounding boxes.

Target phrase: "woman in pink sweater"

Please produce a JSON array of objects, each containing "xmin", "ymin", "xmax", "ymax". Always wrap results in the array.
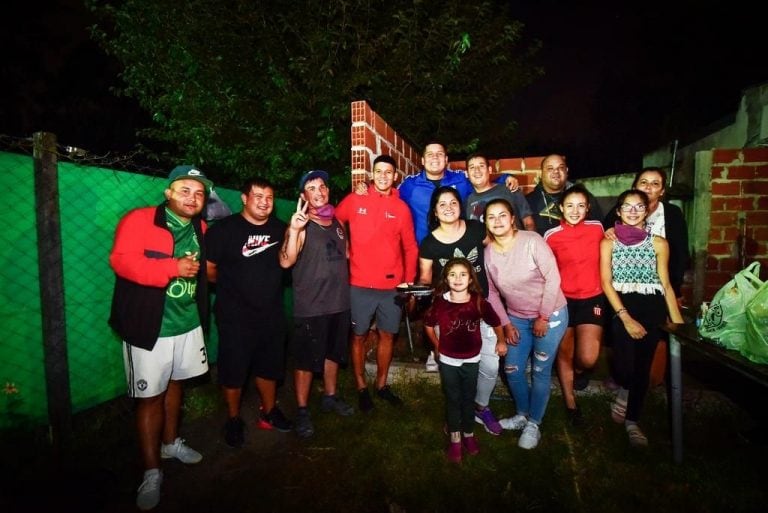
[{"xmin": 484, "ymin": 198, "xmax": 568, "ymax": 450}]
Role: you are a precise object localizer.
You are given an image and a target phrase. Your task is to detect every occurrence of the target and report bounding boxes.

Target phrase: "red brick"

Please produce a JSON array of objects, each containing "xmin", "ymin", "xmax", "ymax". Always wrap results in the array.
[
  {"xmin": 710, "ymin": 211, "xmax": 738, "ymax": 227},
  {"xmin": 704, "ymin": 270, "xmax": 734, "ymax": 290},
  {"xmin": 364, "ymin": 126, "xmax": 376, "ymax": 151},
  {"xmin": 727, "ymin": 197, "xmax": 758, "ymax": 211},
  {"xmin": 707, "ymin": 241, "xmax": 735, "ymax": 256},
  {"xmin": 710, "ymin": 197, "xmax": 727, "ymax": 211},
  {"xmin": 706, "ymin": 256, "xmax": 719, "ymax": 269},
  {"xmin": 746, "ymin": 210, "xmax": 768, "ymax": 226},
  {"xmin": 751, "ymin": 227, "xmax": 768, "ymax": 241},
  {"xmin": 754, "ymin": 164, "xmax": 768, "ymax": 177},
  {"xmin": 744, "ymin": 238, "xmax": 761, "ymax": 258},
  {"xmin": 712, "ymin": 149, "xmax": 742, "ymax": 164},
  {"xmin": 725, "ymin": 165, "xmax": 758, "ymax": 180},
  {"xmin": 742, "ymin": 147, "xmax": 768, "ymax": 163},
  {"xmin": 497, "ymin": 158, "xmax": 524, "ymax": 172},
  {"xmin": 742, "ymin": 180, "xmax": 768, "ymax": 195},
  {"xmin": 757, "ymin": 196, "xmax": 768, "ymax": 210},
  {"xmin": 708, "ymin": 228, "xmax": 723, "ymax": 241},
  {"xmin": 710, "ymin": 166, "xmax": 727, "ymax": 180},
  {"xmin": 717, "ymin": 258, "xmax": 741, "ymax": 272},
  {"xmin": 723, "ymin": 227, "xmax": 740, "ymax": 241},
  {"xmin": 710, "ymin": 181, "xmax": 741, "ymax": 196},
  {"xmin": 373, "ymin": 115, "xmax": 385, "ymax": 138}
]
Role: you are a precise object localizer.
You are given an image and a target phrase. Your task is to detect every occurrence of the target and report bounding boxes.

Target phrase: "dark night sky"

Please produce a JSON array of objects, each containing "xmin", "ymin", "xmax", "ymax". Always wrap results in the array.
[{"xmin": 1, "ymin": 1, "xmax": 765, "ymax": 177}]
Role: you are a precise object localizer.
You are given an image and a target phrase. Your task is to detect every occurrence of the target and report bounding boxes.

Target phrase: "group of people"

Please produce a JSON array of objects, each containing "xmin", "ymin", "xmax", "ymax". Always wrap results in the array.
[{"xmin": 108, "ymin": 145, "xmax": 688, "ymax": 509}]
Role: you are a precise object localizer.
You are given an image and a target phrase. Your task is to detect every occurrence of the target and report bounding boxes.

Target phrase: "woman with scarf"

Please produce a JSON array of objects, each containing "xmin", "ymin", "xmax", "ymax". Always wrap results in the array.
[{"xmin": 600, "ymin": 189, "xmax": 683, "ymax": 447}]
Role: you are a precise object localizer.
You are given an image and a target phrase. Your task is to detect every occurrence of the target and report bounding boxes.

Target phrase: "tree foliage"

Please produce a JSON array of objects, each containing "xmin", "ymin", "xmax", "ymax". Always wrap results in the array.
[{"xmin": 89, "ymin": 0, "xmax": 540, "ymax": 193}]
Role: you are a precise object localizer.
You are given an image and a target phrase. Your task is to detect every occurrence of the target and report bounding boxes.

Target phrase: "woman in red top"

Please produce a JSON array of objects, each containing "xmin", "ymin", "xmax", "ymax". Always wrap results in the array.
[{"xmin": 543, "ymin": 184, "xmax": 605, "ymax": 425}]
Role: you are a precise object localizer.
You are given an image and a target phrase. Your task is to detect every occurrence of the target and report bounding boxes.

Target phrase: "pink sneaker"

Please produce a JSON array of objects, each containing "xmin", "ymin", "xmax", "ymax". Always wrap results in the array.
[
  {"xmin": 462, "ymin": 435, "xmax": 480, "ymax": 456},
  {"xmin": 445, "ymin": 441, "xmax": 462, "ymax": 463}
]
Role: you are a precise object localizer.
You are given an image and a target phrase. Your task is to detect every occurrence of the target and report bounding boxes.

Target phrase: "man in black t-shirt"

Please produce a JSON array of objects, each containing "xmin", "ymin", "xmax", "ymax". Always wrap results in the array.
[{"xmin": 206, "ymin": 177, "xmax": 290, "ymax": 448}]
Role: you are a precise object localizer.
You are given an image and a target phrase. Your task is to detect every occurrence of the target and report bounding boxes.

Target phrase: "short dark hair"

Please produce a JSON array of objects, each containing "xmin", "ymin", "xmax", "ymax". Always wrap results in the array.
[
  {"xmin": 373, "ymin": 154, "xmax": 397, "ymax": 169},
  {"xmin": 240, "ymin": 177, "xmax": 275, "ymax": 195},
  {"xmin": 465, "ymin": 153, "xmax": 488, "ymax": 165},
  {"xmin": 422, "ymin": 141, "xmax": 446, "ymax": 155}
]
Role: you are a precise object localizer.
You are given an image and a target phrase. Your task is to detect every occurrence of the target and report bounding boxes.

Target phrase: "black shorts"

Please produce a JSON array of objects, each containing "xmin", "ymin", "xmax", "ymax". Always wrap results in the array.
[
  {"xmin": 216, "ymin": 313, "xmax": 286, "ymax": 387},
  {"xmin": 292, "ymin": 310, "xmax": 351, "ymax": 373},
  {"xmin": 566, "ymin": 294, "xmax": 606, "ymax": 327}
]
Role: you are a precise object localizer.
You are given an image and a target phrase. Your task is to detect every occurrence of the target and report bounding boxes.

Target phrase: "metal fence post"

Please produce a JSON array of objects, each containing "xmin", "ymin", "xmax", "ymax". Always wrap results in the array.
[{"xmin": 33, "ymin": 131, "xmax": 72, "ymax": 457}]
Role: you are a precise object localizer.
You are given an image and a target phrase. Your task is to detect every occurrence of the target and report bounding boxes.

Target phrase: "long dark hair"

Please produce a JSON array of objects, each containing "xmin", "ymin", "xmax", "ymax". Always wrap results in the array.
[
  {"xmin": 427, "ymin": 186, "xmax": 464, "ymax": 232},
  {"xmin": 432, "ymin": 257, "xmax": 485, "ymax": 313}
]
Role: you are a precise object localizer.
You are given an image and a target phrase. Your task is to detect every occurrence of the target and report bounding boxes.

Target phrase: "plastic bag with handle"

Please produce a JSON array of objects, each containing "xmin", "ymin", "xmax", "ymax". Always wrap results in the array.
[
  {"xmin": 698, "ymin": 261, "xmax": 763, "ymax": 350},
  {"xmin": 741, "ymin": 280, "xmax": 768, "ymax": 364}
]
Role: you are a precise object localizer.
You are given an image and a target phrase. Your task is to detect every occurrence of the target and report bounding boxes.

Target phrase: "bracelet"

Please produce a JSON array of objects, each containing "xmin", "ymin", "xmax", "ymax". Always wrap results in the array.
[{"xmin": 614, "ymin": 308, "xmax": 628, "ymax": 318}]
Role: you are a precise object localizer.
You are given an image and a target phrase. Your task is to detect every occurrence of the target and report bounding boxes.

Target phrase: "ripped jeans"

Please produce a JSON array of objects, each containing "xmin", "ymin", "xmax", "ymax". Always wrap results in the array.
[{"xmin": 503, "ymin": 306, "xmax": 568, "ymax": 424}]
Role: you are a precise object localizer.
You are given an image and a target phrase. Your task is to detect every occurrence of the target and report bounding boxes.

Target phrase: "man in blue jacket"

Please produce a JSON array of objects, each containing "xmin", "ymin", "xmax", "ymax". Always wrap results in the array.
[{"xmin": 399, "ymin": 142, "xmax": 519, "ymax": 244}]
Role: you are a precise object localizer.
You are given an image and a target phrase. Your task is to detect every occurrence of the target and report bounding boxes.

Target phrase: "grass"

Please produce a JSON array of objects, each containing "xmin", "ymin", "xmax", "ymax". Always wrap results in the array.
[{"xmin": 2, "ymin": 336, "xmax": 766, "ymax": 512}]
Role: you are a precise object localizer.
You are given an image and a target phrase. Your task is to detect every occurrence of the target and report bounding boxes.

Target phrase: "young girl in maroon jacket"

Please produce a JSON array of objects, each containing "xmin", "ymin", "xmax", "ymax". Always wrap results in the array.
[{"xmin": 424, "ymin": 258, "xmax": 505, "ymax": 463}]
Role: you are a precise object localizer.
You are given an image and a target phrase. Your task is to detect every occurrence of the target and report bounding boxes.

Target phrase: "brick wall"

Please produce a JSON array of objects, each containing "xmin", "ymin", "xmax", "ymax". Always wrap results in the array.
[
  {"xmin": 705, "ymin": 148, "xmax": 768, "ymax": 298},
  {"xmin": 350, "ymin": 101, "xmax": 421, "ymax": 190},
  {"xmin": 350, "ymin": 100, "xmax": 545, "ymax": 192}
]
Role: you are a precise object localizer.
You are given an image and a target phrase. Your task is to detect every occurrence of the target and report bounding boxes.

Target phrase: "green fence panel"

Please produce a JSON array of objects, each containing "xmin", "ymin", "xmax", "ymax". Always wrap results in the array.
[
  {"xmin": 0, "ymin": 151, "xmax": 296, "ymax": 427},
  {"xmin": 0, "ymin": 152, "xmax": 47, "ymax": 427}
]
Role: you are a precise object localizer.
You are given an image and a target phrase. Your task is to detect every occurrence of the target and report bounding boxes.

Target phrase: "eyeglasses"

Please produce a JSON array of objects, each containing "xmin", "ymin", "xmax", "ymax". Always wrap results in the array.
[{"xmin": 620, "ymin": 203, "xmax": 647, "ymax": 212}]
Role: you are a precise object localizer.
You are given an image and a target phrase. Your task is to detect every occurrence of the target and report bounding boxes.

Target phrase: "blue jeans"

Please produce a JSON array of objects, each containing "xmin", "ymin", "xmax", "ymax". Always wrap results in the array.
[{"xmin": 503, "ymin": 306, "xmax": 568, "ymax": 424}]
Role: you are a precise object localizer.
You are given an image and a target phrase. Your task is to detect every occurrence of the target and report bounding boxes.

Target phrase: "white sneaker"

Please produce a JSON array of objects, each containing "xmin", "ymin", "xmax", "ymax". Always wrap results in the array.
[
  {"xmin": 136, "ymin": 468, "xmax": 163, "ymax": 511},
  {"xmin": 425, "ymin": 351, "xmax": 438, "ymax": 372},
  {"xmin": 161, "ymin": 437, "xmax": 202, "ymax": 464},
  {"xmin": 518, "ymin": 421, "xmax": 541, "ymax": 450},
  {"xmin": 499, "ymin": 414, "xmax": 527, "ymax": 431}
]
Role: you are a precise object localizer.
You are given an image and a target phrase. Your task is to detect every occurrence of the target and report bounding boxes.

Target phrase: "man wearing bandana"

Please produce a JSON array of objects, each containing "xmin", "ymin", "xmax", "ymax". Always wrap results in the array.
[{"xmin": 280, "ymin": 170, "xmax": 354, "ymax": 439}]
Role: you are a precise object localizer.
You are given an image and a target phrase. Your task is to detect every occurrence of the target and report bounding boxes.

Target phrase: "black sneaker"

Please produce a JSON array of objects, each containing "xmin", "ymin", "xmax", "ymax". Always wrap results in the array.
[
  {"xmin": 573, "ymin": 371, "xmax": 590, "ymax": 391},
  {"xmin": 295, "ymin": 408, "xmax": 315, "ymax": 439},
  {"xmin": 376, "ymin": 385, "xmax": 403, "ymax": 407},
  {"xmin": 257, "ymin": 406, "xmax": 292, "ymax": 432},
  {"xmin": 321, "ymin": 394, "xmax": 355, "ymax": 416},
  {"xmin": 567, "ymin": 406, "xmax": 583, "ymax": 427},
  {"xmin": 358, "ymin": 388, "xmax": 375, "ymax": 413},
  {"xmin": 224, "ymin": 416, "xmax": 245, "ymax": 448}
]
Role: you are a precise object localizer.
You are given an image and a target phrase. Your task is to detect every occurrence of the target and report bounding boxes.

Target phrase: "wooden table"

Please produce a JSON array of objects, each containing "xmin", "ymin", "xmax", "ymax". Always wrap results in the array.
[{"xmin": 663, "ymin": 322, "xmax": 768, "ymax": 463}]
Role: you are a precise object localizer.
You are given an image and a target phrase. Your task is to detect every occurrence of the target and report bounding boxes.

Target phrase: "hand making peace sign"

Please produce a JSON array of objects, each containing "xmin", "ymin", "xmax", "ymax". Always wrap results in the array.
[{"xmin": 289, "ymin": 195, "xmax": 310, "ymax": 231}]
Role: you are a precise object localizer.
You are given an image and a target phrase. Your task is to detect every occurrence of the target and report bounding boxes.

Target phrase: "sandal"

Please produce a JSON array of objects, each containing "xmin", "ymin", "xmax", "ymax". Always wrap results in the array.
[
  {"xmin": 610, "ymin": 397, "xmax": 627, "ymax": 424},
  {"xmin": 626, "ymin": 425, "xmax": 648, "ymax": 447}
]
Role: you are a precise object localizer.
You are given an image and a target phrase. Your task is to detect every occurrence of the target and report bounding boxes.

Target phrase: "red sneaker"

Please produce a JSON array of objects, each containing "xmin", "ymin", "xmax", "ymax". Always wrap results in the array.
[
  {"xmin": 445, "ymin": 441, "xmax": 462, "ymax": 463},
  {"xmin": 462, "ymin": 435, "xmax": 480, "ymax": 455}
]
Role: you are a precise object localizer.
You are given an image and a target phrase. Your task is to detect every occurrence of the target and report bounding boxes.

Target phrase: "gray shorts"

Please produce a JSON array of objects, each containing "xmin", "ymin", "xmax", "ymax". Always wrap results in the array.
[{"xmin": 350, "ymin": 286, "xmax": 402, "ymax": 336}]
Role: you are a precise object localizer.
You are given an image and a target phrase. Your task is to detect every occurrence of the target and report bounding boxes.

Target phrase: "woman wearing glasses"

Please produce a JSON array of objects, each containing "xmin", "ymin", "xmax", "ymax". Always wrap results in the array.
[
  {"xmin": 600, "ymin": 189, "xmax": 683, "ymax": 447},
  {"xmin": 604, "ymin": 168, "xmax": 690, "ymax": 388}
]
